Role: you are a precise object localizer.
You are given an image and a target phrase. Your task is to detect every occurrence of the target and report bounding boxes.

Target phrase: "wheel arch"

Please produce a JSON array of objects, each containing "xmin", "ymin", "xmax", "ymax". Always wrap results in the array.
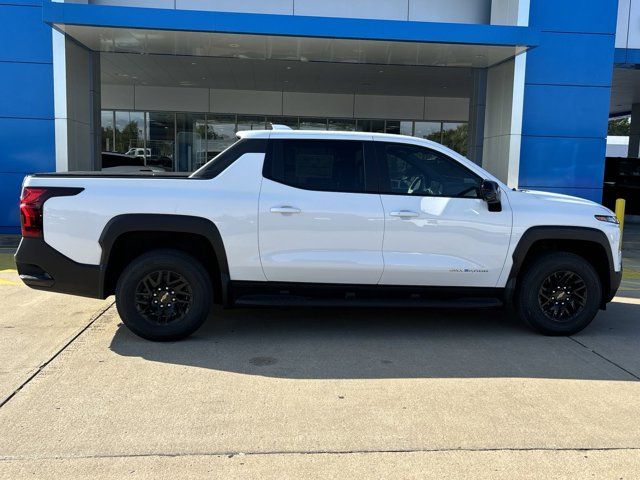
[
  {"xmin": 506, "ymin": 226, "xmax": 616, "ymax": 307},
  {"xmin": 98, "ymin": 214, "xmax": 230, "ymax": 304}
]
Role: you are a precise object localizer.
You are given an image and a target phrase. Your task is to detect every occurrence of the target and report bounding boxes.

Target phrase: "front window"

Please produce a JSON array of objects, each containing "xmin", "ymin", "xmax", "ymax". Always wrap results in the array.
[{"xmin": 377, "ymin": 143, "xmax": 481, "ymax": 198}]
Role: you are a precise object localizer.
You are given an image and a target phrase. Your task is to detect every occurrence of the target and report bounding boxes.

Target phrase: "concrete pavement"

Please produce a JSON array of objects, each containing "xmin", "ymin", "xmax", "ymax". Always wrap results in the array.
[
  {"xmin": 0, "ymin": 266, "xmax": 111, "ymax": 405},
  {"xmin": 3, "ymin": 450, "xmax": 640, "ymax": 479},
  {"xmin": 1, "ymin": 244, "xmax": 640, "ymax": 478}
]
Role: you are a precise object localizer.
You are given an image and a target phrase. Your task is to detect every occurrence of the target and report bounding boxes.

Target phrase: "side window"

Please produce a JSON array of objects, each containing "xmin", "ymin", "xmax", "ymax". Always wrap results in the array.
[
  {"xmin": 190, "ymin": 139, "xmax": 267, "ymax": 179},
  {"xmin": 265, "ymin": 140, "xmax": 366, "ymax": 193},
  {"xmin": 377, "ymin": 143, "xmax": 482, "ymax": 198}
]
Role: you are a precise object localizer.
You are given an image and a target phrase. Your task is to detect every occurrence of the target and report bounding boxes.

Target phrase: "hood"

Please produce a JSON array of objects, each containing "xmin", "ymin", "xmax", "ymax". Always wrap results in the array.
[
  {"xmin": 516, "ymin": 189, "xmax": 601, "ymax": 207},
  {"xmin": 508, "ymin": 189, "xmax": 616, "ymax": 219}
]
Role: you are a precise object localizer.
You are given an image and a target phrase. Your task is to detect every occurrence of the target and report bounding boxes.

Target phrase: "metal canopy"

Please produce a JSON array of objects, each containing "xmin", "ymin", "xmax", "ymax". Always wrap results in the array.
[
  {"xmin": 611, "ymin": 67, "xmax": 640, "ymax": 116},
  {"xmin": 45, "ymin": 0, "xmax": 536, "ymax": 70},
  {"xmin": 59, "ymin": 25, "xmax": 528, "ymax": 70},
  {"xmin": 101, "ymin": 53, "xmax": 475, "ymax": 97}
]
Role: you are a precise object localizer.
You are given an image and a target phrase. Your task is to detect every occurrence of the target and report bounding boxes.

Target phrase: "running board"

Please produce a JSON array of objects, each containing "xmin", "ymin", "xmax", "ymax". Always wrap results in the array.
[{"xmin": 234, "ymin": 294, "xmax": 503, "ymax": 309}]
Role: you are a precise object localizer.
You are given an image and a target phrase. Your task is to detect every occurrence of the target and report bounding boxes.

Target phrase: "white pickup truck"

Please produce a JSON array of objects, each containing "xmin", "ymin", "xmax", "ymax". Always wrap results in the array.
[{"xmin": 16, "ymin": 129, "xmax": 622, "ymax": 341}]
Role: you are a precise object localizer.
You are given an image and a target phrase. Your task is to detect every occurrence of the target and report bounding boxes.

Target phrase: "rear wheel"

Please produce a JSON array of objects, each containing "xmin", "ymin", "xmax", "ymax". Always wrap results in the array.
[
  {"xmin": 516, "ymin": 252, "xmax": 602, "ymax": 335},
  {"xmin": 115, "ymin": 249, "xmax": 212, "ymax": 341}
]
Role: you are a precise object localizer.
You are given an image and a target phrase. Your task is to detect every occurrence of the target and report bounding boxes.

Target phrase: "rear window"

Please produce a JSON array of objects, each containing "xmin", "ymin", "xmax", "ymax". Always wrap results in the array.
[
  {"xmin": 263, "ymin": 140, "xmax": 366, "ymax": 193},
  {"xmin": 190, "ymin": 139, "xmax": 267, "ymax": 179}
]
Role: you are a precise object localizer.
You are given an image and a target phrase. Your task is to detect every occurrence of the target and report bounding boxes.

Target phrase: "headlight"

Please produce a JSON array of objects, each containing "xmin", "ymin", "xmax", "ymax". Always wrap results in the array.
[{"xmin": 595, "ymin": 215, "xmax": 619, "ymax": 224}]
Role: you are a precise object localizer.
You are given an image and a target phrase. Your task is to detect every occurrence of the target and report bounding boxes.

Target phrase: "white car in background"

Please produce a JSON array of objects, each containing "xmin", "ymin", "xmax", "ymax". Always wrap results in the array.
[{"xmin": 124, "ymin": 148, "xmax": 151, "ymax": 157}]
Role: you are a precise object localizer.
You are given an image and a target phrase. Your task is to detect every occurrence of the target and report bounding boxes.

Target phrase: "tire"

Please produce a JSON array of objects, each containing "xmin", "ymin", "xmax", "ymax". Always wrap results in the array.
[
  {"xmin": 516, "ymin": 252, "xmax": 602, "ymax": 336},
  {"xmin": 115, "ymin": 249, "xmax": 212, "ymax": 341}
]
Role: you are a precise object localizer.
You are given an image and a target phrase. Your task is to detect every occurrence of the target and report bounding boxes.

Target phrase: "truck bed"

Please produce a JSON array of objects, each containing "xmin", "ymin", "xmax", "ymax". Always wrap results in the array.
[{"xmin": 32, "ymin": 171, "xmax": 192, "ymax": 179}]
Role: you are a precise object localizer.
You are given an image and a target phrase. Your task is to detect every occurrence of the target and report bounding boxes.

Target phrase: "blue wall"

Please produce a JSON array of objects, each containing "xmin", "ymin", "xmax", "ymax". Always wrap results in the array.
[
  {"xmin": 0, "ymin": 1, "xmax": 55, "ymax": 234},
  {"xmin": 519, "ymin": 0, "xmax": 618, "ymax": 202}
]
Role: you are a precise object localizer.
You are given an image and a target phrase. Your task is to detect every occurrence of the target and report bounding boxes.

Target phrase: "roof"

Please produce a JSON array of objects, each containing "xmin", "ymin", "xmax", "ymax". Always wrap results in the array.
[
  {"xmin": 237, "ymin": 128, "xmax": 436, "ymax": 145},
  {"xmin": 236, "ymin": 128, "xmax": 453, "ymax": 156},
  {"xmin": 235, "ymin": 128, "xmax": 504, "ymax": 187}
]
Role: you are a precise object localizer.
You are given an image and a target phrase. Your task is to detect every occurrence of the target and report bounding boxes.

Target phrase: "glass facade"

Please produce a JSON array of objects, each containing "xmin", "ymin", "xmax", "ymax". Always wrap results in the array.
[
  {"xmin": 441, "ymin": 122, "xmax": 468, "ymax": 157},
  {"xmin": 114, "ymin": 111, "xmax": 144, "ymax": 155},
  {"xmin": 414, "ymin": 121, "xmax": 442, "ymax": 141},
  {"xmin": 101, "ymin": 111, "xmax": 468, "ymax": 172},
  {"xmin": 176, "ymin": 113, "xmax": 206, "ymax": 172},
  {"xmin": 328, "ymin": 119, "xmax": 356, "ymax": 131},
  {"xmin": 299, "ymin": 118, "xmax": 328, "ymax": 130},
  {"xmin": 146, "ymin": 112, "xmax": 174, "ymax": 170},
  {"xmin": 356, "ymin": 119, "xmax": 385, "ymax": 133},
  {"xmin": 100, "ymin": 111, "xmax": 114, "ymax": 152},
  {"xmin": 206, "ymin": 115, "xmax": 236, "ymax": 166}
]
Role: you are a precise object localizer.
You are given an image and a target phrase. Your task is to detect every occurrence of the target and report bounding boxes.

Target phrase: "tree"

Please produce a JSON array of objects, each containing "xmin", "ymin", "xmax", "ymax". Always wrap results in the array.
[
  {"xmin": 115, "ymin": 121, "xmax": 142, "ymax": 152},
  {"xmin": 608, "ymin": 117, "xmax": 631, "ymax": 136},
  {"xmin": 440, "ymin": 124, "xmax": 469, "ymax": 156},
  {"xmin": 195, "ymin": 123, "xmax": 207, "ymax": 139}
]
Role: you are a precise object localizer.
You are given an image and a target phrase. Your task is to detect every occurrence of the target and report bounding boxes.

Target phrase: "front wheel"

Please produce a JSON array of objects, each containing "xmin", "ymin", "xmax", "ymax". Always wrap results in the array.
[
  {"xmin": 115, "ymin": 249, "xmax": 212, "ymax": 341},
  {"xmin": 516, "ymin": 252, "xmax": 602, "ymax": 336}
]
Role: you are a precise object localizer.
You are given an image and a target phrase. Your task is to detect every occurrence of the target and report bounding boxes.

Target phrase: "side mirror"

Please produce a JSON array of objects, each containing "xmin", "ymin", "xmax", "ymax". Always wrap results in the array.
[{"xmin": 480, "ymin": 180, "xmax": 502, "ymax": 212}]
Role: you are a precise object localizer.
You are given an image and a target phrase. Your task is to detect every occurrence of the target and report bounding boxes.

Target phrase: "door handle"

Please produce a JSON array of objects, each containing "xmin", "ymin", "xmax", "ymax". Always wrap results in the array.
[
  {"xmin": 389, "ymin": 210, "xmax": 419, "ymax": 218},
  {"xmin": 270, "ymin": 206, "xmax": 301, "ymax": 214}
]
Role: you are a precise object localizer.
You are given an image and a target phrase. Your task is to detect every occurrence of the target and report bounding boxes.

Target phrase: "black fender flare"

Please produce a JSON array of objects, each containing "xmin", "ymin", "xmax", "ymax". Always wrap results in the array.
[
  {"xmin": 505, "ymin": 226, "xmax": 618, "ymax": 305},
  {"xmin": 98, "ymin": 214, "xmax": 230, "ymax": 303}
]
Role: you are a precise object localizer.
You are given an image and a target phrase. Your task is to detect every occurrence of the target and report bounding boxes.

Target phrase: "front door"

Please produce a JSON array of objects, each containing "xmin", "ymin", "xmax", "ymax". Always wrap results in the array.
[
  {"xmin": 258, "ymin": 138, "xmax": 384, "ymax": 284},
  {"xmin": 375, "ymin": 141, "xmax": 512, "ymax": 287}
]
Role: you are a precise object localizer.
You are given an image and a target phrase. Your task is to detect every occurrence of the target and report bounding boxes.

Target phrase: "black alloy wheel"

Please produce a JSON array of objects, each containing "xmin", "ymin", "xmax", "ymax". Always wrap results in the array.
[
  {"xmin": 134, "ymin": 269, "xmax": 193, "ymax": 325},
  {"xmin": 516, "ymin": 251, "xmax": 602, "ymax": 336},
  {"xmin": 537, "ymin": 270, "xmax": 587, "ymax": 322},
  {"xmin": 116, "ymin": 249, "xmax": 212, "ymax": 341}
]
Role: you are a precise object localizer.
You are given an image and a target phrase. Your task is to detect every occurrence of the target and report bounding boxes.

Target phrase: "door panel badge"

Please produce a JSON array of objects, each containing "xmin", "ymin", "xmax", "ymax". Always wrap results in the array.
[{"xmin": 449, "ymin": 268, "xmax": 489, "ymax": 273}]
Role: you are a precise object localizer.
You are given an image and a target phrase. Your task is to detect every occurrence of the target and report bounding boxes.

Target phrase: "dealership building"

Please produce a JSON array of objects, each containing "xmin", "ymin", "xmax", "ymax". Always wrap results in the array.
[{"xmin": 1, "ymin": 0, "xmax": 639, "ymax": 232}]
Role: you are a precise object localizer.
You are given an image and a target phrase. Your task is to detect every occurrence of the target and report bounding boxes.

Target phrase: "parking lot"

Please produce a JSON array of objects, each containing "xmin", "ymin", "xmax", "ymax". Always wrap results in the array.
[{"xmin": 1, "ymin": 233, "xmax": 640, "ymax": 479}]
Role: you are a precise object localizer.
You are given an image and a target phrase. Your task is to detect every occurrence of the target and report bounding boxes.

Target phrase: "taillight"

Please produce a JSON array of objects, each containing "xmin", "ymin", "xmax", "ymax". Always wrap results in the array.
[{"xmin": 19, "ymin": 187, "xmax": 83, "ymax": 238}]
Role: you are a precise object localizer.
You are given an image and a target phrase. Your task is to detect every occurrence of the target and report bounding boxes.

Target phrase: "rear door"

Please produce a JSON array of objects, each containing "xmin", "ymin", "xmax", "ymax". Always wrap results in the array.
[
  {"xmin": 375, "ymin": 141, "xmax": 512, "ymax": 287},
  {"xmin": 258, "ymin": 138, "xmax": 384, "ymax": 284}
]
